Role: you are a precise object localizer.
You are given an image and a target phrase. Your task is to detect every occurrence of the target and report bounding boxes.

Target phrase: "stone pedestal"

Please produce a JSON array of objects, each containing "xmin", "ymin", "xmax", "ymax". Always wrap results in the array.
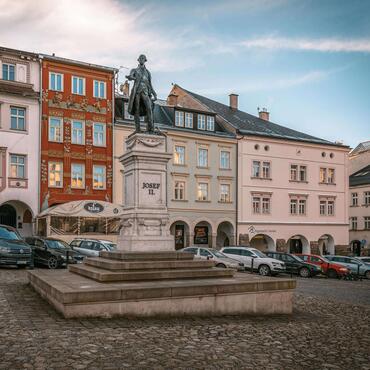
[{"xmin": 117, "ymin": 133, "xmax": 174, "ymax": 251}]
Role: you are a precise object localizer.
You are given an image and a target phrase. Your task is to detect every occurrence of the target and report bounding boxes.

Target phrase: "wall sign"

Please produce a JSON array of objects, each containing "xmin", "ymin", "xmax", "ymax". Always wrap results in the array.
[
  {"xmin": 142, "ymin": 182, "xmax": 160, "ymax": 195},
  {"xmin": 194, "ymin": 226, "xmax": 208, "ymax": 245},
  {"xmin": 84, "ymin": 202, "xmax": 104, "ymax": 213}
]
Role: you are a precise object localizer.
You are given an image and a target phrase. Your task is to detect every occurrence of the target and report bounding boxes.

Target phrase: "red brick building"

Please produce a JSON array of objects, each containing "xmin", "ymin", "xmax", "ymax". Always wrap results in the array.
[{"xmin": 40, "ymin": 55, "xmax": 116, "ymax": 210}]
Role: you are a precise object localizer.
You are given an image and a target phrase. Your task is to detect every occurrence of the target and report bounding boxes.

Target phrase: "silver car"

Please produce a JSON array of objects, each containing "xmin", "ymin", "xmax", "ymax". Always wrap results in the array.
[
  {"xmin": 182, "ymin": 246, "xmax": 245, "ymax": 271},
  {"xmin": 70, "ymin": 238, "xmax": 117, "ymax": 258},
  {"xmin": 325, "ymin": 255, "xmax": 370, "ymax": 279}
]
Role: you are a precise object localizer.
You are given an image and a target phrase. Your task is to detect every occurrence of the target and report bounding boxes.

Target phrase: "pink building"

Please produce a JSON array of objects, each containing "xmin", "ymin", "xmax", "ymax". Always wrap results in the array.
[{"xmin": 182, "ymin": 90, "xmax": 349, "ymax": 255}]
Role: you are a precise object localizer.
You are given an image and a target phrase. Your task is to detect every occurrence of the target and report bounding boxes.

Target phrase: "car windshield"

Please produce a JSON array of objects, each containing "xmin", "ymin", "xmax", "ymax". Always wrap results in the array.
[
  {"xmin": 210, "ymin": 250, "xmax": 228, "ymax": 258},
  {"xmin": 251, "ymin": 250, "xmax": 267, "ymax": 258},
  {"xmin": 0, "ymin": 226, "xmax": 22, "ymax": 240},
  {"xmin": 46, "ymin": 239, "xmax": 70, "ymax": 250}
]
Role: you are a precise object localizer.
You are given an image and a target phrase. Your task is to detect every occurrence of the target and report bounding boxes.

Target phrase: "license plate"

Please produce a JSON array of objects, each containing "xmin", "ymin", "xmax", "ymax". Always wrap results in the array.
[{"xmin": 17, "ymin": 261, "xmax": 27, "ymax": 265}]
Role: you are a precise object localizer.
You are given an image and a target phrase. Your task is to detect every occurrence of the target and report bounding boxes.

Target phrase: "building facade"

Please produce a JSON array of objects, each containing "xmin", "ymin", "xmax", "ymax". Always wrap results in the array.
[
  {"xmin": 179, "ymin": 86, "xmax": 350, "ymax": 255},
  {"xmin": 0, "ymin": 47, "xmax": 40, "ymax": 237},
  {"xmin": 349, "ymin": 142, "xmax": 370, "ymax": 256},
  {"xmin": 39, "ymin": 55, "xmax": 115, "ymax": 214},
  {"xmin": 114, "ymin": 87, "xmax": 237, "ymax": 249}
]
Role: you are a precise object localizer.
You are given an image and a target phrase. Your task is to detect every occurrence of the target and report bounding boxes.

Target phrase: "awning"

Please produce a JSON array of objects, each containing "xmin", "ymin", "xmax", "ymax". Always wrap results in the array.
[{"xmin": 37, "ymin": 200, "xmax": 125, "ymax": 218}]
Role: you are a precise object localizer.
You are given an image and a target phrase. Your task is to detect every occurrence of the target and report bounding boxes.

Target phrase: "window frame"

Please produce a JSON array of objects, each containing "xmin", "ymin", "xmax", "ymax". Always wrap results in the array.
[
  {"xmin": 48, "ymin": 117, "xmax": 63, "ymax": 142},
  {"xmin": 48, "ymin": 161, "xmax": 63, "ymax": 188},
  {"xmin": 197, "ymin": 182, "xmax": 209, "ymax": 201},
  {"xmin": 175, "ymin": 110, "xmax": 184, "ymax": 127},
  {"xmin": 71, "ymin": 163, "xmax": 85, "ymax": 189},
  {"xmin": 219, "ymin": 183, "xmax": 231, "ymax": 203},
  {"xmin": 173, "ymin": 145, "xmax": 186, "ymax": 165},
  {"xmin": 185, "ymin": 112, "xmax": 193, "ymax": 128},
  {"xmin": 206, "ymin": 115, "xmax": 215, "ymax": 131},
  {"xmin": 10, "ymin": 106, "xmax": 26, "ymax": 131},
  {"xmin": 93, "ymin": 164, "xmax": 106, "ymax": 190},
  {"xmin": 93, "ymin": 80, "xmax": 106, "ymax": 99},
  {"xmin": 93, "ymin": 122, "xmax": 106, "ymax": 147},
  {"xmin": 71, "ymin": 76, "xmax": 86, "ymax": 95},
  {"xmin": 197, "ymin": 147, "xmax": 208, "ymax": 168},
  {"xmin": 9, "ymin": 154, "xmax": 26, "ymax": 179},
  {"xmin": 174, "ymin": 180, "xmax": 186, "ymax": 201},
  {"xmin": 2, "ymin": 63, "xmax": 15, "ymax": 81},
  {"xmin": 220, "ymin": 150, "xmax": 230, "ymax": 169},
  {"xmin": 71, "ymin": 120, "xmax": 85, "ymax": 145},
  {"xmin": 49, "ymin": 72, "xmax": 64, "ymax": 92},
  {"xmin": 197, "ymin": 114, "xmax": 206, "ymax": 130},
  {"xmin": 351, "ymin": 192, "xmax": 358, "ymax": 206},
  {"xmin": 364, "ymin": 216, "xmax": 370, "ymax": 230}
]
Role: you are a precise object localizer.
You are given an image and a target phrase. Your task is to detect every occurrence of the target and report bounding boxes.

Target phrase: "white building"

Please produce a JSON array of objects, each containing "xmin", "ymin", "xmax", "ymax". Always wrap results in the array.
[{"xmin": 0, "ymin": 47, "xmax": 41, "ymax": 236}]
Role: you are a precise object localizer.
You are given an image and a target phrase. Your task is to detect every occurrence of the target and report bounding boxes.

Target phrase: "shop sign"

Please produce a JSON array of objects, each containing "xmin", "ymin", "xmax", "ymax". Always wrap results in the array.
[{"xmin": 84, "ymin": 202, "xmax": 104, "ymax": 213}]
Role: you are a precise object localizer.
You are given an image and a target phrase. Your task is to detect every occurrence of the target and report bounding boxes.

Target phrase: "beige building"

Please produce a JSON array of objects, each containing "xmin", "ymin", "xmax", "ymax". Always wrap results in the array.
[
  {"xmin": 349, "ymin": 141, "xmax": 370, "ymax": 256},
  {"xmin": 113, "ymin": 87, "xmax": 237, "ymax": 249}
]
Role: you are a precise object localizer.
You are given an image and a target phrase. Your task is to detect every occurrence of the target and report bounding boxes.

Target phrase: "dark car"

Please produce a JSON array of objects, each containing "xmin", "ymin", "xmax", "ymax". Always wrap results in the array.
[
  {"xmin": 0, "ymin": 224, "xmax": 32, "ymax": 268},
  {"xmin": 265, "ymin": 251, "xmax": 322, "ymax": 278},
  {"xmin": 25, "ymin": 237, "xmax": 80, "ymax": 269}
]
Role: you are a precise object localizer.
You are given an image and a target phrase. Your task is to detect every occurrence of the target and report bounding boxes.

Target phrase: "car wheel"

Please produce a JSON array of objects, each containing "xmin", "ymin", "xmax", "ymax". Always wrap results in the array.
[
  {"xmin": 258, "ymin": 264, "xmax": 271, "ymax": 276},
  {"xmin": 47, "ymin": 256, "xmax": 59, "ymax": 269},
  {"xmin": 327, "ymin": 269, "xmax": 337, "ymax": 279},
  {"xmin": 365, "ymin": 271, "xmax": 370, "ymax": 279},
  {"xmin": 299, "ymin": 267, "xmax": 310, "ymax": 278},
  {"xmin": 216, "ymin": 263, "xmax": 226, "ymax": 268}
]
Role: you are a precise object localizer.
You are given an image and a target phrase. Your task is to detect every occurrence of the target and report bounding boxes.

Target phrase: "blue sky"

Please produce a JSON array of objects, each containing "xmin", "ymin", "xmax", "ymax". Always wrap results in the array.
[{"xmin": 1, "ymin": 0, "xmax": 369, "ymax": 147}]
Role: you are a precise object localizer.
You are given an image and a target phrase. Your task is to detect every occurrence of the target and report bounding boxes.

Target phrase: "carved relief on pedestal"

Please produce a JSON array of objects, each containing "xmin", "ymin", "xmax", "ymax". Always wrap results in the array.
[{"xmin": 126, "ymin": 136, "xmax": 163, "ymax": 150}]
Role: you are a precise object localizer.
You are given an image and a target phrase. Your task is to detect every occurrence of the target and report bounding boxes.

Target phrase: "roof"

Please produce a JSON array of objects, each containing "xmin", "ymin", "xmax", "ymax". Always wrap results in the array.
[
  {"xmin": 349, "ymin": 164, "xmax": 370, "ymax": 187},
  {"xmin": 0, "ymin": 46, "xmax": 39, "ymax": 60},
  {"xmin": 350, "ymin": 141, "xmax": 370, "ymax": 156},
  {"xmin": 179, "ymin": 85, "xmax": 346, "ymax": 147}
]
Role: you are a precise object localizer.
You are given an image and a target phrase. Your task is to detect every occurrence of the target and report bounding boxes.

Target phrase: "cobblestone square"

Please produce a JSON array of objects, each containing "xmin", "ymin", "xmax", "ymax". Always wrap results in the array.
[{"xmin": 0, "ymin": 269, "xmax": 369, "ymax": 369}]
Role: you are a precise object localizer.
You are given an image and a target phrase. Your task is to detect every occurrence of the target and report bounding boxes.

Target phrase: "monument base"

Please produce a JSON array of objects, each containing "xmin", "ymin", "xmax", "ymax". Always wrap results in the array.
[{"xmin": 117, "ymin": 234, "xmax": 174, "ymax": 252}]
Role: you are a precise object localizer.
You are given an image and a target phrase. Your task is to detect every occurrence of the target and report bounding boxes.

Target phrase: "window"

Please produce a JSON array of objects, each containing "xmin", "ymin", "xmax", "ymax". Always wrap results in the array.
[
  {"xmin": 185, "ymin": 112, "xmax": 193, "ymax": 128},
  {"xmin": 93, "ymin": 165, "xmax": 106, "ymax": 189},
  {"xmin": 93, "ymin": 165, "xmax": 105, "ymax": 189},
  {"xmin": 262, "ymin": 162, "xmax": 270, "ymax": 179},
  {"xmin": 290, "ymin": 164, "xmax": 306, "ymax": 181},
  {"xmin": 197, "ymin": 182, "xmax": 208, "ymax": 201},
  {"xmin": 364, "ymin": 192, "xmax": 370, "ymax": 206},
  {"xmin": 262, "ymin": 197, "xmax": 270, "ymax": 214},
  {"xmin": 93, "ymin": 80, "xmax": 106, "ymax": 98},
  {"xmin": 220, "ymin": 151, "xmax": 230, "ymax": 169},
  {"xmin": 174, "ymin": 181, "xmax": 185, "ymax": 200},
  {"xmin": 252, "ymin": 161, "xmax": 260, "ymax": 177},
  {"xmin": 327, "ymin": 168, "xmax": 335, "ymax": 184},
  {"xmin": 198, "ymin": 148, "xmax": 208, "ymax": 167},
  {"xmin": 48, "ymin": 117, "xmax": 63, "ymax": 142},
  {"xmin": 298, "ymin": 199, "xmax": 306, "ymax": 215},
  {"xmin": 320, "ymin": 200, "xmax": 326, "ymax": 215},
  {"xmin": 174, "ymin": 145, "xmax": 185, "ymax": 165},
  {"xmin": 350, "ymin": 217, "xmax": 357, "ymax": 230},
  {"xmin": 320, "ymin": 168, "xmax": 327, "ymax": 183},
  {"xmin": 72, "ymin": 76, "xmax": 85, "ymax": 95},
  {"xmin": 48, "ymin": 162, "xmax": 63, "ymax": 187},
  {"xmin": 175, "ymin": 111, "xmax": 184, "ymax": 127},
  {"xmin": 365, "ymin": 217, "xmax": 370, "ymax": 230},
  {"xmin": 328, "ymin": 200, "xmax": 335, "ymax": 216},
  {"xmin": 2, "ymin": 63, "xmax": 15, "ymax": 81},
  {"xmin": 71, "ymin": 163, "xmax": 85, "ymax": 188},
  {"xmin": 220, "ymin": 184, "xmax": 230, "ymax": 203},
  {"xmin": 10, "ymin": 107, "xmax": 25, "ymax": 131},
  {"xmin": 124, "ymin": 102, "xmax": 145, "ymax": 122},
  {"xmin": 252, "ymin": 197, "xmax": 261, "ymax": 213},
  {"xmin": 197, "ymin": 114, "xmax": 205, "ymax": 130},
  {"xmin": 290, "ymin": 199, "xmax": 297, "ymax": 215},
  {"xmin": 93, "ymin": 123, "xmax": 106, "ymax": 146},
  {"xmin": 9, "ymin": 154, "xmax": 25, "ymax": 178},
  {"xmin": 206, "ymin": 116, "xmax": 215, "ymax": 131},
  {"xmin": 49, "ymin": 72, "xmax": 63, "ymax": 91},
  {"xmin": 71, "ymin": 120, "xmax": 84, "ymax": 145},
  {"xmin": 351, "ymin": 193, "xmax": 358, "ymax": 206}
]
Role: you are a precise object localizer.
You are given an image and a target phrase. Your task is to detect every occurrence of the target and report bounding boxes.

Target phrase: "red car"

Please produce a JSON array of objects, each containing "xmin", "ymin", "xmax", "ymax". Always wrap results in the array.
[{"xmin": 296, "ymin": 254, "xmax": 350, "ymax": 278}]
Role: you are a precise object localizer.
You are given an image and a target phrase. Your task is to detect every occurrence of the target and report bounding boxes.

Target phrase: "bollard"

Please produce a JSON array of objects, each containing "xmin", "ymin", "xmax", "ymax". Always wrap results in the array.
[
  {"xmin": 357, "ymin": 264, "xmax": 362, "ymax": 281},
  {"xmin": 250, "ymin": 258, "xmax": 254, "ymax": 274},
  {"xmin": 66, "ymin": 250, "xmax": 69, "ymax": 267}
]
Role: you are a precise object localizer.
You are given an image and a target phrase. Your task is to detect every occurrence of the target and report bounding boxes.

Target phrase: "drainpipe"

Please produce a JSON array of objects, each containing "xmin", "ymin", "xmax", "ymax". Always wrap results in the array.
[
  {"xmin": 111, "ymin": 68, "xmax": 118, "ymax": 203},
  {"xmin": 236, "ymin": 132, "xmax": 243, "ymax": 245},
  {"xmin": 37, "ymin": 55, "xmax": 43, "ymax": 233}
]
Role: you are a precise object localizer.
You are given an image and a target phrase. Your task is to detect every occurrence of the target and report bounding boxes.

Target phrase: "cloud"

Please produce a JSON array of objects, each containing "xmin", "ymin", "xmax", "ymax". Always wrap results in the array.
[{"xmin": 240, "ymin": 36, "xmax": 370, "ymax": 53}]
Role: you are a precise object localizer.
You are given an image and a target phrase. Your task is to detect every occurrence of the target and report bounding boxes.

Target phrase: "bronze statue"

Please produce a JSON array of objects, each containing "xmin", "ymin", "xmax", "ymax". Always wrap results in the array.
[{"xmin": 126, "ymin": 54, "xmax": 157, "ymax": 133}]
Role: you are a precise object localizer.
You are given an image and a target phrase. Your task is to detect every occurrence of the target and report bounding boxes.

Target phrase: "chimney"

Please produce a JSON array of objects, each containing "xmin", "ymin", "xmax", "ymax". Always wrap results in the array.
[
  {"xmin": 120, "ymin": 81, "xmax": 130, "ymax": 97},
  {"xmin": 167, "ymin": 92, "xmax": 178, "ymax": 106},
  {"xmin": 258, "ymin": 107, "xmax": 270, "ymax": 121},
  {"xmin": 229, "ymin": 93, "xmax": 238, "ymax": 110}
]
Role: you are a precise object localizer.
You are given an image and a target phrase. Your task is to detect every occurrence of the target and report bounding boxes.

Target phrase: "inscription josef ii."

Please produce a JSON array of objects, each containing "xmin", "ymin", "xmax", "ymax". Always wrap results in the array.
[{"xmin": 142, "ymin": 182, "xmax": 160, "ymax": 195}]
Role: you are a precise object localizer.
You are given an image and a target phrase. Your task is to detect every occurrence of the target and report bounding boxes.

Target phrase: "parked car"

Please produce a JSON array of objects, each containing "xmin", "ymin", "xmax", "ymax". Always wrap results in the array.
[
  {"xmin": 220, "ymin": 246, "xmax": 285, "ymax": 276},
  {"xmin": 69, "ymin": 238, "xmax": 117, "ymax": 258},
  {"xmin": 25, "ymin": 237, "xmax": 80, "ymax": 269},
  {"xmin": 0, "ymin": 224, "xmax": 32, "ymax": 268},
  {"xmin": 296, "ymin": 254, "xmax": 350, "ymax": 278},
  {"xmin": 357, "ymin": 257, "xmax": 370, "ymax": 264},
  {"xmin": 182, "ymin": 246, "xmax": 245, "ymax": 270},
  {"xmin": 265, "ymin": 251, "xmax": 322, "ymax": 277},
  {"xmin": 324, "ymin": 255, "xmax": 370, "ymax": 279}
]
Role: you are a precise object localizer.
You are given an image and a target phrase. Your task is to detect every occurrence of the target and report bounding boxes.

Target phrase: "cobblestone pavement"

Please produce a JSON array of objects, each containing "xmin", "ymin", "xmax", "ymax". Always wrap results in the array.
[{"xmin": 0, "ymin": 268, "xmax": 369, "ymax": 370}]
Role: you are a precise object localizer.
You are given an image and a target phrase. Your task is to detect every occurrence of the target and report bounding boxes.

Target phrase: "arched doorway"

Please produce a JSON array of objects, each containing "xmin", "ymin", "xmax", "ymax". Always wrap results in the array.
[
  {"xmin": 216, "ymin": 221, "xmax": 235, "ymax": 249},
  {"xmin": 288, "ymin": 235, "xmax": 310, "ymax": 254},
  {"xmin": 318, "ymin": 234, "xmax": 335, "ymax": 255},
  {"xmin": 170, "ymin": 221, "xmax": 190, "ymax": 250},
  {"xmin": 194, "ymin": 221, "xmax": 212, "ymax": 247},
  {"xmin": 0, "ymin": 204, "xmax": 16, "ymax": 228},
  {"xmin": 351, "ymin": 240, "xmax": 362, "ymax": 257},
  {"xmin": 250, "ymin": 234, "xmax": 275, "ymax": 252}
]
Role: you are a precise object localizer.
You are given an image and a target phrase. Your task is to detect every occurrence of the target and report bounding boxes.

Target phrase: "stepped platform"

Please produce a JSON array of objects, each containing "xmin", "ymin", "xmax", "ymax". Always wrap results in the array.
[{"xmin": 28, "ymin": 250, "xmax": 296, "ymax": 318}]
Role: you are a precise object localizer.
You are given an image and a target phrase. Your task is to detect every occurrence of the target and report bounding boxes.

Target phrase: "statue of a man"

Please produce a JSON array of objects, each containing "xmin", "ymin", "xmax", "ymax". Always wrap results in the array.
[{"xmin": 126, "ymin": 54, "xmax": 157, "ymax": 133}]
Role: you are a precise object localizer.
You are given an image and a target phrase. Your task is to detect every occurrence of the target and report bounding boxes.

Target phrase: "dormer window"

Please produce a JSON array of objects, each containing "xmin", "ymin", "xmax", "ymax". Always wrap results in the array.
[
  {"xmin": 175, "ymin": 110, "xmax": 184, "ymax": 127},
  {"xmin": 207, "ymin": 116, "xmax": 215, "ymax": 131},
  {"xmin": 2, "ymin": 63, "xmax": 15, "ymax": 81},
  {"xmin": 185, "ymin": 112, "xmax": 193, "ymax": 128},
  {"xmin": 198, "ymin": 114, "xmax": 205, "ymax": 130}
]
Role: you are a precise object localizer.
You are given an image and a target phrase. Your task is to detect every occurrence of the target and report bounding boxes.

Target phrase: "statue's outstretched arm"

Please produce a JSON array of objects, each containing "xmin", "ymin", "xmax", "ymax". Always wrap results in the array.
[{"xmin": 125, "ymin": 69, "xmax": 136, "ymax": 81}]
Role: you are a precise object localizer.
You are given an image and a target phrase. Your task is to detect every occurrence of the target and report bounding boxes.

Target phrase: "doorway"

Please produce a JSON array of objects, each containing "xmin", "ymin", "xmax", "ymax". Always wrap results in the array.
[{"xmin": 0, "ymin": 204, "xmax": 17, "ymax": 228}]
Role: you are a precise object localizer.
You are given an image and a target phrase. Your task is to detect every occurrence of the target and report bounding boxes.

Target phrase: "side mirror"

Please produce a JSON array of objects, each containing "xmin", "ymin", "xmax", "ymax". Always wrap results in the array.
[{"xmin": 207, "ymin": 255, "xmax": 213, "ymax": 260}]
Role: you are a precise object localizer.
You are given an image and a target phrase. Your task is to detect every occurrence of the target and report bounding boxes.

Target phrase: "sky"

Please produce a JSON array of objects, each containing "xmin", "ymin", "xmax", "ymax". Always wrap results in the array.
[{"xmin": 1, "ymin": 0, "xmax": 369, "ymax": 148}]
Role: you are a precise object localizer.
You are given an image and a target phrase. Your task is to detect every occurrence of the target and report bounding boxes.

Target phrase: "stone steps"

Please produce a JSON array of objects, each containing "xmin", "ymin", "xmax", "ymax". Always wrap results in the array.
[
  {"xmin": 84, "ymin": 257, "xmax": 215, "ymax": 271},
  {"xmin": 69, "ymin": 263, "xmax": 235, "ymax": 282},
  {"xmin": 100, "ymin": 251, "xmax": 193, "ymax": 261}
]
